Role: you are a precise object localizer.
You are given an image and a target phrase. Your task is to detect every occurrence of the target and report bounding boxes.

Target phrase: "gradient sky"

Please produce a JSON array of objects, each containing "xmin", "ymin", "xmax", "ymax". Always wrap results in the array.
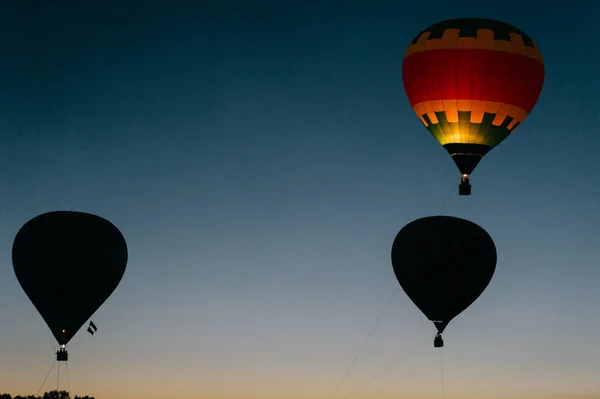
[{"xmin": 1, "ymin": 1, "xmax": 599, "ymax": 398}]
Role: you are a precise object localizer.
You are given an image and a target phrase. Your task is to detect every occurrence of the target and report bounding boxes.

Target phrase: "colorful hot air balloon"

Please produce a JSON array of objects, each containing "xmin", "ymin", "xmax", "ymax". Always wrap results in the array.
[
  {"xmin": 391, "ymin": 216, "xmax": 496, "ymax": 347},
  {"xmin": 402, "ymin": 18, "xmax": 545, "ymax": 195},
  {"xmin": 12, "ymin": 211, "xmax": 128, "ymax": 361}
]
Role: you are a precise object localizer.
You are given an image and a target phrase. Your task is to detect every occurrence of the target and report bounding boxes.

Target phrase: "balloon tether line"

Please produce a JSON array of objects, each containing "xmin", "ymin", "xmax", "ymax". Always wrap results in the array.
[
  {"xmin": 49, "ymin": 331, "xmax": 57, "ymax": 353},
  {"xmin": 36, "ymin": 359, "xmax": 56, "ymax": 396},
  {"xmin": 440, "ymin": 347, "xmax": 445, "ymax": 399},
  {"xmin": 341, "ymin": 334, "xmax": 433, "ymax": 399},
  {"xmin": 66, "ymin": 360, "xmax": 71, "ymax": 393},
  {"xmin": 329, "ymin": 285, "xmax": 399, "ymax": 399},
  {"xmin": 438, "ymin": 183, "xmax": 458, "ymax": 215},
  {"xmin": 57, "ymin": 360, "xmax": 61, "ymax": 391}
]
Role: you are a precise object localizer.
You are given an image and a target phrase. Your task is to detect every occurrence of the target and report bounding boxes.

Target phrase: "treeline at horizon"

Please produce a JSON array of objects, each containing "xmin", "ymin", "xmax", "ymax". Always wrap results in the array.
[{"xmin": 0, "ymin": 390, "xmax": 94, "ymax": 399}]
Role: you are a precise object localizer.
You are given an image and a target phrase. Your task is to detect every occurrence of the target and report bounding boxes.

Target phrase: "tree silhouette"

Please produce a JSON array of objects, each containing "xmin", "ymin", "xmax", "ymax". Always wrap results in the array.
[
  {"xmin": 0, "ymin": 390, "xmax": 95, "ymax": 399},
  {"xmin": 43, "ymin": 391, "xmax": 70, "ymax": 399}
]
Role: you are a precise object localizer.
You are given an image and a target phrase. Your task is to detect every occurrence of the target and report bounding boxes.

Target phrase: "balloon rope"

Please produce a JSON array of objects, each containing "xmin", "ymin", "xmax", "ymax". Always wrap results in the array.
[
  {"xmin": 438, "ymin": 183, "xmax": 458, "ymax": 215},
  {"xmin": 49, "ymin": 331, "xmax": 57, "ymax": 353},
  {"xmin": 440, "ymin": 347, "xmax": 445, "ymax": 399},
  {"xmin": 66, "ymin": 361, "xmax": 71, "ymax": 393},
  {"xmin": 57, "ymin": 361, "xmax": 61, "ymax": 391},
  {"xmin": 329, "ymin": 286, "xmax": 399, "ymax": 399},
  {"xmin": 36, "ymin": 359, "xmax": 56, "ymax": 396},
  {"xmin": 341, "ymin": 334, "xmax": 433, "ymax": 399}
]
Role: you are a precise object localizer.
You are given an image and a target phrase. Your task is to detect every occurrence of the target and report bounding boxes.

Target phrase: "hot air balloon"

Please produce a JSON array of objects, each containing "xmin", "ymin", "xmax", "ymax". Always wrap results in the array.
[
  {"xmin": 12, "ymin": 211, "xmax": 128, "ymax": 361},
  {"xmin": 391, "ymin": 216, "xmax": 496, "ymax": 347},
  {"xmin": 402, "ymin": 18, "xmax": 545, "ymax": 195}
]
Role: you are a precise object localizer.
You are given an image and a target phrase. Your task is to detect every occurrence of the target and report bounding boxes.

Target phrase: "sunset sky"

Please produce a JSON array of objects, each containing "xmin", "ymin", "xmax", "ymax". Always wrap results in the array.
[{"xmin": 0, "ymin": 1, "xmax": 599, "ymax": 399}]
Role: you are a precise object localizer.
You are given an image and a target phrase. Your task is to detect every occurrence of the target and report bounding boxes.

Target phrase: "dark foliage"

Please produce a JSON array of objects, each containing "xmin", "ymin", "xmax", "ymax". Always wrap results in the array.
[{"xmin": 0, "ymin": 390, "xmax": 95, "ymax": 399}]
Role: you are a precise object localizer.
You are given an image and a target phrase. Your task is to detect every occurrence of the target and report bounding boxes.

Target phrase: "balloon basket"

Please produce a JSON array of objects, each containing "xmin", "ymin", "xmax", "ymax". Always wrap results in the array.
[
  {"xmin": 459, "ymin": 179, "xmax": 471, "ymax": 196},
  {"xmin": 434, "ymin": 334, "xmax": 444, "ymax": 348},
  {"xmin": 56, "ymin": 348, "xmax": 68, "ymax": 362}
]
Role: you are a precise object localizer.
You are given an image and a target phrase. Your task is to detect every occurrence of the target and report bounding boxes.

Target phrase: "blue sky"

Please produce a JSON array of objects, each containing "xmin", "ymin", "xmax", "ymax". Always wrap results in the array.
[{"xmin": 0, "ymin": 1, "xmax": 599, "ymax": 398}]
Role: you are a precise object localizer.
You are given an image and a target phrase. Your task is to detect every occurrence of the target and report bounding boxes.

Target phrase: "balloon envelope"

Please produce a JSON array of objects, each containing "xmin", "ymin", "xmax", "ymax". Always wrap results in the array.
[
  {"xmin": 12, "ymin": 211, "xmax": 128, "ymax": 345},
  {"xmin": 402, "ymin": 18, "xmax": 545, "ymax": 175},
  {"xmin": 391, "ymin": 215, "xmax": 496, "ymax": 333}
]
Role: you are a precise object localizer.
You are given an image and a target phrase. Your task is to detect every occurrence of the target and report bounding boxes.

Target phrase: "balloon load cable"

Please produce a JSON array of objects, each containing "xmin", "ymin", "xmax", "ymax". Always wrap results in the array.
[
  {"xmin": 65, "ymin": 360, "xmax": 71, "ymax": 393},
  {"xmin": 341, "ymin": 334, "xmax": 433, "ymax": 399},
  {"xmin": 329, "ymin": 286, "xmax": 399, "ymax": 399},
  {"xmin": 440, "ymin": 347, "xmax": 445, "ymax": 399},
  {"xmin": 36, "ymin": 359, "xmax": 56, "ymax": 396},
  {"xmin": 438, "ymin": 182, "xmax": 458, "ymax": 216}
]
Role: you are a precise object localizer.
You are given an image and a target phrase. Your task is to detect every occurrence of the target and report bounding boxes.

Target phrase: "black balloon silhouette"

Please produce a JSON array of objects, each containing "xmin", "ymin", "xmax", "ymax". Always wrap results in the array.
[
  {"xmin": 12, "ymin": 211, "xmax": 127, "ymax": 348},
  {"xmin": 391, "ymin": 215, "xmax": 496, "ymax": 346}
]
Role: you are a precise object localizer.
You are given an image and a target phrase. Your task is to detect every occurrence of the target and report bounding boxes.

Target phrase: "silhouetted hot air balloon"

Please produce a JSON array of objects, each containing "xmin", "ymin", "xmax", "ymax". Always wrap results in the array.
[
  {"xmin": 12, "ymin": 211, "xmax": 128, "ymax": 361},
  {"xmin": 402, "ymin": 18, "xmax": 545, "ymax": 195},
  {"xmin": 391, "ymin": 216, "xmax": 496, "ymax": 347}
]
